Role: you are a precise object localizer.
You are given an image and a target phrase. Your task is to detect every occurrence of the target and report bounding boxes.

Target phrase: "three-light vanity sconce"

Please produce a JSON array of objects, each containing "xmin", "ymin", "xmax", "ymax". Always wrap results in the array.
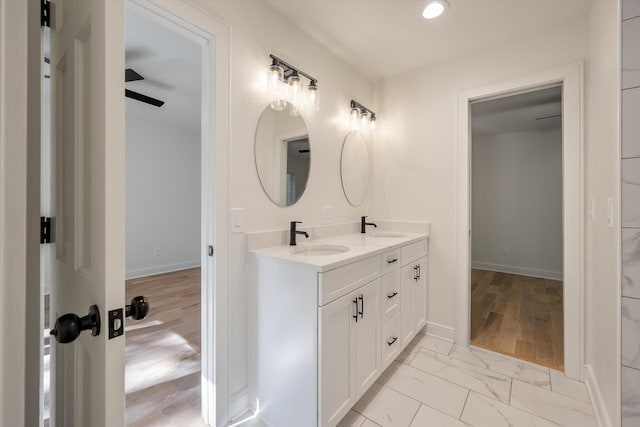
[
  {"xmin": 267, "ymin": 54, "xmax": 319, "ymax": 115},
  {"xmin": 350, "ymin": 100, "xmax": 376, "ymax": 132}
]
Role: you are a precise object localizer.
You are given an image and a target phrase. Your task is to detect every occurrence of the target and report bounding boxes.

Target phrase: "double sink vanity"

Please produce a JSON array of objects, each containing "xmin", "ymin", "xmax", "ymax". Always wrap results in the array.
[{"xmin": 250, "ymin": 229, "xmax": 429, "ymax": 427}]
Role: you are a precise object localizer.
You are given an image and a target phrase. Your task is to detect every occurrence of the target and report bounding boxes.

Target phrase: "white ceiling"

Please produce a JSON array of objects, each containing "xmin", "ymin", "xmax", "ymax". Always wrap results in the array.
[
  {"xmin": 471, "ymin": 86, "xmax": 562, "ymax": 136},
  {"xmin": 125, "ymin": 10, "xmax": 201, "ymax": 132},
  {"xmin": 265, "ymin": 0, "xmax": 593, "ymax": 81}
]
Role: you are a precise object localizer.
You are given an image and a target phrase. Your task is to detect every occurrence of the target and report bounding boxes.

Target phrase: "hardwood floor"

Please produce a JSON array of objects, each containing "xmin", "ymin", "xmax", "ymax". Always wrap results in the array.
[
  {"xmin": 470, "ymin": 269, "xmax": 564, "ymax": 371},
  {"xmin": 125, "ymin": 267, "xmax": 205, "ymax": 427}
]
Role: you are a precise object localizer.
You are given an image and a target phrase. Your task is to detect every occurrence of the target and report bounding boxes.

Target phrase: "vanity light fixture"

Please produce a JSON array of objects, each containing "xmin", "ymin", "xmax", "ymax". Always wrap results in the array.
[
  {"xmin": 422, "ymin": 0, "xmax": 449, "ymax": 19},
  {"xmin": 268, "ymin": 54, "xmax": 319, "ymax": 115},
  {"xmin": 350, "ymin": 100, "xmax": 377, "ymax": 132}
]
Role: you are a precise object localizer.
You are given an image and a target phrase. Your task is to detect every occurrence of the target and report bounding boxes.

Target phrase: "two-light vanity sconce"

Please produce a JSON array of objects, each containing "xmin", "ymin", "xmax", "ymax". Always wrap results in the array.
[{"xmin": 266, "ymin": 54, "xmax": 377, "ymax": 131}]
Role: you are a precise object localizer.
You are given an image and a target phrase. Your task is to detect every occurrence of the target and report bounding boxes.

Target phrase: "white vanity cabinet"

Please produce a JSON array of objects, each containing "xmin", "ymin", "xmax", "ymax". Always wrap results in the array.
[
  {"xmin": 251, "ymin": 235, "xmax": 428, "ymax": 427},
  {"xmin": 319, "ymin": 279, "xmax": 380, "ymax": 426}
]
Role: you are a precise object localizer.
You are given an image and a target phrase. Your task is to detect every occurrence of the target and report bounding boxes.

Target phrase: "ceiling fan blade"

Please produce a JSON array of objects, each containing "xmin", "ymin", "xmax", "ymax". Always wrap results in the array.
[
  {"xmin": 125, "ymin": 68, "xmax": 144, "ymax": 83},
  {"xmin": 535, "ymin": 114, "xmax": 562, "ymax": 121},
  {"xmin": 125, "ymin": 89, "xmax": 164, "ymax": 107}
]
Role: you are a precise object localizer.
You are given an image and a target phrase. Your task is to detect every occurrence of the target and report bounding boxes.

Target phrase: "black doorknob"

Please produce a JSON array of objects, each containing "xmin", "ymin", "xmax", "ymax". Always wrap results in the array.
[
  {"xmin": 126, "ymin": 296, "xmax": 149, "ymax": 320},
  {"xmin": 50, "ymin": 305, "xmax": 101, "ymax": 344}
]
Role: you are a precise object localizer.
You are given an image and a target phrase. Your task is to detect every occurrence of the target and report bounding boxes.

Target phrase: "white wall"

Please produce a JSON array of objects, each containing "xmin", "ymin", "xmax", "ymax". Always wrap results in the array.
[
  {"xmin": 373, "ymin": 16, "xmax": 590, "ymax": 334},
  {"xmin": 125, "ymin": 117, "xmax": 201, "ymax": 278},
  {"xmin": 471, "ymin": 128, "xmax": 563, "ymax": 280},
  {"xmin": 584, "ymin": 1, "xmax": 621, "ymax": 425},
  {"xmin": 191, "ymin": 0, "xmax": 374, "ymax": 414}
]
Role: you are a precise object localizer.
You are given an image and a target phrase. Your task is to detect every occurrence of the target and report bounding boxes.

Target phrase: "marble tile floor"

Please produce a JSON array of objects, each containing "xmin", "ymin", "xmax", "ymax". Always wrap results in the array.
[{"xmin": 235, "ymin": 335, "xmax": 597, "ymax": 427}]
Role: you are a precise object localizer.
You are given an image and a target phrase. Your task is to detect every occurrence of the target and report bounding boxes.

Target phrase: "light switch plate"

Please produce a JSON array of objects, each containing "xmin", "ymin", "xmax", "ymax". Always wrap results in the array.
[
  {"xmin": 321, "ymin": 206, "xmax": 332, "ymax": 225},
  {"xmin": 230, "ymin": 208, "xmax": 244, "ymax": 233}
]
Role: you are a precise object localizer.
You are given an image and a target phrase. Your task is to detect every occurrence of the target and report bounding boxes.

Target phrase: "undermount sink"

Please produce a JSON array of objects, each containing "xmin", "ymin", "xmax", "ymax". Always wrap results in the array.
[
  {"xmin": 368, "ymin": 232, "xmax": 407, "ymax": 238},
  {"xmin": 291, "ymin": 244, "xmax": 351, "ymax": 256}
]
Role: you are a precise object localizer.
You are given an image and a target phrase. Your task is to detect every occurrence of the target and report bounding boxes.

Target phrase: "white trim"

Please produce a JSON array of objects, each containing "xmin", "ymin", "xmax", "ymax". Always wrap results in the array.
[
  {"xmin": 471, "ymin": 262, "xmax": 563, "ymax": 281},
  {"xmin": 456, "ymin": 62, "xmax": 584, "ymax": 380},
  {"xmin": 125, "ymin": 260, "xmax": 201, "ymax": 280},
  {"xmin": 127, "ymin": 1, "xmax": 230, "ymax": 425},
  {"xmin": 584, "ymin": 364, "xmax": 613, "ymax": 427},
  {"xmin": 229, "ymin": 389, "xmax": 250, "ymax": 422},
  {"xmin": 424, "ymin": 322, "xmax": 455, "ymax": 342}
]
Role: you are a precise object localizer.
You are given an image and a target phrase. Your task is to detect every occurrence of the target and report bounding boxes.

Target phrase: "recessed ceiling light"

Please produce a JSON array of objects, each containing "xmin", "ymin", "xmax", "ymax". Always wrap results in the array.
[{"xmin": 422, "ymin": 0, "xmax": 449, "ymax": 19}]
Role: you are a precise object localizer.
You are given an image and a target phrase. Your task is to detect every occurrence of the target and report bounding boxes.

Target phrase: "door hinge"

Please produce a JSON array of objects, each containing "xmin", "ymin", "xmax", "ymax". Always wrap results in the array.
[
  {"xmin": 41, "ymin": 0, "xmax": 50, "ymax": 28},
  {"xmin": 208, "ymin": 245, "xmax": 214, "ymax": 257},
  {"xmin": 40, "ymin": 216, "xmax": 53, "ymax": 244}
]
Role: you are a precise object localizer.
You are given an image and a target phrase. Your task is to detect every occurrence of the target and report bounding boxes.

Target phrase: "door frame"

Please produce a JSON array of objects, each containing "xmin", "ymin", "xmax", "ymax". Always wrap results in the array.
[
  {"xmin": 126, "ymin": 0, "xmax": 230, "ymax": 425},
  {"xmin": 455, "ymin": 62, "xmax": 584, "ymax": 380}
]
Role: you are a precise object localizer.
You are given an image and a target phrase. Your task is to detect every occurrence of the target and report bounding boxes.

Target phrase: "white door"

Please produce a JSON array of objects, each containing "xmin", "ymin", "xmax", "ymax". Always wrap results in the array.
[
  {"xmin": 413, "ymin": 257, "xmax": 427, "ymax": 331},
  {"xmin": 354, "ymin": 279, "xmax": 380, "ymax": 399},
  {"xmin": 49, "ymin": 0, "xmax": 126, "ymax": 426},
  {"xmin": 319, "ymin": 291, "xmax": 356, "ymax": 427}
]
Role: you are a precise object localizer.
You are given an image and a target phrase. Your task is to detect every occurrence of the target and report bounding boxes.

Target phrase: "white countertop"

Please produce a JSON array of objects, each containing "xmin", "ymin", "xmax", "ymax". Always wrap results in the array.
[{"xmin": 249, "ymin": 231, "xmax": 429, "ymax": 272}]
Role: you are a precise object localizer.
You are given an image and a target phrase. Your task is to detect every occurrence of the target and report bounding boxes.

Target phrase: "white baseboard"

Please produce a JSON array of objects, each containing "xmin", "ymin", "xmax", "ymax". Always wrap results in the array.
[
  {"xmin": 472, "ymin": 261, "xmax": 563, "ymax": 281},
  {"xmin": 229, "ymin": 388, "xmax": 250, "ymax": 422},
  {"xmin": 424, "ymin": 321, "xmax": 455, "ymax": 342},
  {"xmin": 125, "ymin": 259, "xmax": 200, "ymax": 279},
  {"xmin": 584, "ymin": 364, "xmax": 613, "ymax": 427}
]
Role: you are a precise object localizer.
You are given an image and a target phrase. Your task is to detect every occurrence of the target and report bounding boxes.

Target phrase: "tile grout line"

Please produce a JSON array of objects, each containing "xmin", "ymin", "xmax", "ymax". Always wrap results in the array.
[
  {"xmin": 622, "ymin": 364, "xmax": 640, "ymax": 372},
  {"xmin": 405, "ymin": 403, "xmax": 421, "ymax": 427},
  {"xmin": 459, "ymin": 389, "xmax": 471, "ymax": 420}
]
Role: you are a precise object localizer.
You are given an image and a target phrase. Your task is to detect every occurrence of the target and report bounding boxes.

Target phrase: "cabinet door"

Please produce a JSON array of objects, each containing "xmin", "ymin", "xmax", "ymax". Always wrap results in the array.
[
  {"xmin": 400, "ymin": 263, "xmax": 416, "ymax": 346},
  {"xmin": 413, "ymin": 256, "xmax": 428, "ymax": 331},
  {"xmin": 354, "ymin": 279, "xmax": 381, "ymax": 399},
  {"xmin": 319, "ymin": 292, "xmax": 357, "ymax": 426}
]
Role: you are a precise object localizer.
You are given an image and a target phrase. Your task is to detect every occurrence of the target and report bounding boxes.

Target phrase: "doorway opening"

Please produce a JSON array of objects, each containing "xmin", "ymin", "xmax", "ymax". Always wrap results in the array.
[
  {"xmin": 123, "ymin": 7, "xmax": 204, "ymax": 426},
  {"xmin": 469, "ymin": 86, "xmax": 564, "ymax": 370}
]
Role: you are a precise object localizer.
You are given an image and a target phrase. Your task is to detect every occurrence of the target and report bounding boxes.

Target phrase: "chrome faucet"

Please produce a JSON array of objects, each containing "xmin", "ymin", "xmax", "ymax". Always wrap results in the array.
[
  {"xmin": 361, "ymin": 216, "xmax": 377, "ymax": 234},
  {"xmin": 290, "ymin": 221, "xmax": 309, "ymax": 246}
]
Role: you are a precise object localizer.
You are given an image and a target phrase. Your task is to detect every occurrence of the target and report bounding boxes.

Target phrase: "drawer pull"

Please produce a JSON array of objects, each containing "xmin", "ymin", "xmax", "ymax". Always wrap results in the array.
[
  {"xmin": 387, "ymin": 291, "xmax": 398, "ymax": 299},
  {"xmin": 387, "ymin": 337, "xmax": 398, "ymax": 346},
  {"xmin": 358, "ymin": 294, "xmax": 364, "ymax": 319},
  {"xmin": 353, "ymin": 298, "xmax": 359, "ymax": 323},
  {"xmin": 387, "ymin": 258, "xmax": 398, "ymax": 264}
]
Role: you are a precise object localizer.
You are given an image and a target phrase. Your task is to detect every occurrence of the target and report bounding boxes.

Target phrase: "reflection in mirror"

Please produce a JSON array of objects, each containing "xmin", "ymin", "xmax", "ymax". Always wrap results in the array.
[
  {"xmin": 255, "ymin": 106, "xmax": 310, "ymax": 206},
  {"xmin": 341, "ymin": 131, "xmax": 370, "ymax": 206}
]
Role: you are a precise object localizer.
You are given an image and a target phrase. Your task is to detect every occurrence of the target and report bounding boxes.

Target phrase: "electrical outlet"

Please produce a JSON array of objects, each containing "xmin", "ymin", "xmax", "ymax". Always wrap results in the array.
[
  {"xmin": 321, "ymin": 206, "xmax": 332, "ymax": 225},
  {"xmin": 154, "ymin": 247, "xmax": 160, "ymax": 257},
  {"xmin": 502, "ymin": 248, "xmax": 509, "ymax": 256}
]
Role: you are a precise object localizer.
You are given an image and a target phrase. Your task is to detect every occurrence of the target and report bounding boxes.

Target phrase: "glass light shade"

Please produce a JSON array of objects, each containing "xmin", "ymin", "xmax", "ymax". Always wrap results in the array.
[
  {"xmin": 268, "ymin": 64, "xmax": 286, "ymax": 110},
  {"xmin": 287, "ymin": 73, "xmax": 303, "ymax": 106},
  {"xmin": 289, "ymin": 103, "xmax": 301, "ymax": 117},
  {"xmin": 307, "ymin": 83, "xmax": 320, "ymax": 111},
  {"xmin": 422, "ymin": 0, "xmax": 448, "ymax": 19},
  {"xmin": 350, "ymin": 107, "xmax": 360, "ymax": 130},
  {"xmin": 360, "ymin": 110, "xmax": 369, "ymax": 131},
  {"xmin": 370, "ymin": 115, "xmax": 376, "ymax": 130}
]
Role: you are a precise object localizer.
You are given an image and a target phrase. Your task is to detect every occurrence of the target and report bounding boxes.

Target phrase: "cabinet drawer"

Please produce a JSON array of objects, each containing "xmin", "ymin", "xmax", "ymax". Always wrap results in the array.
[
  {"xmin": 380, "ymin": 248, "xmax": 401, "ymax": 275},
  {"xmin": 319, "ymin": 255, "xmax": 381, "ymax": 305},
  {"xmin": 380, "ymin": 270, "xmax": 401, "ymax": 323},
  {"xmin": 401, "ymin": 239, "xmax": 427, "ymax": 266},
  {"xmin": 381, "ymin": 314, "xmax": 401, "ymax": 369}
]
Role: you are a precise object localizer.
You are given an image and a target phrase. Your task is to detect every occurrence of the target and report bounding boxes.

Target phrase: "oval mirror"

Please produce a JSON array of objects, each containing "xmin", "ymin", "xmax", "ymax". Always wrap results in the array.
[
  {"xmin": 255, "ymin": 106, "xmax": 310, "ymax": 206},
  {"xmin": 340, "ymin": 131, "xmax": 370, "ymax": 206}
]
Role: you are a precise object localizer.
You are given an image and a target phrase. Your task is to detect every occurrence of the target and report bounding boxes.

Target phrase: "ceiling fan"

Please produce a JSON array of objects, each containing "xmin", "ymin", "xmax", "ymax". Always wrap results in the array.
[
  {"xmin": 125, "ymin": 68, "xmax": 165, "ymax": 107},
  {"xmin": 44, "ymin": 59, "xmax": 165, "ymax": 108}
]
